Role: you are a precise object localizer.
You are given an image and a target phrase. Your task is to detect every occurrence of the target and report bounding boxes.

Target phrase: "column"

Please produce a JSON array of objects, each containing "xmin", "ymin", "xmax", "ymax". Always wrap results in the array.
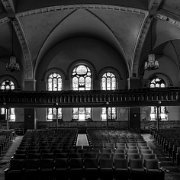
[
  {"xmin": 127, "ymin": 78, "xmax": 142, "ymax": 131},
  {"xmin": 24, "ymin": 79, "xmax": 36, "ymax": 130}
]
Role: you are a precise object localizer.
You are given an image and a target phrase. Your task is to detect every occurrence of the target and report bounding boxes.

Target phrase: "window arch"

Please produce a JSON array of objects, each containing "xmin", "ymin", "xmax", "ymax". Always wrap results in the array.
[
  {"xmin": 0, "ymin": 80, "xmax": 15, "ymax": 121},
  {"xmin": 150, "ymin": 77, "xmax": 168, "ymax": 121},
  {"xmin": 72, "ymin": 65, "xmax": 92, "ymax": 121},
  {"xmin": 47, "ymin": 73, "xmax": 62, "ymax": 120},
  {"xmin": 101, "ymin": 72, "xmax": 117, "ymax": 120}
]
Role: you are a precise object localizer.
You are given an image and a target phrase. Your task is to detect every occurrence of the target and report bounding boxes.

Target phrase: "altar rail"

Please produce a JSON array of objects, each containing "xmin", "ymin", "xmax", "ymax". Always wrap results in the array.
[{"xmin": 0, "ymin": 88, "xmax": 180, "ymax": 108}]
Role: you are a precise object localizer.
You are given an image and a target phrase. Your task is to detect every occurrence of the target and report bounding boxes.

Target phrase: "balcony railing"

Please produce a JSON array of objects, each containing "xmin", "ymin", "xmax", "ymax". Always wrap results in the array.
[{"xmin": 0, "ymin": 88, "xmax": 179, "ymax": 108}]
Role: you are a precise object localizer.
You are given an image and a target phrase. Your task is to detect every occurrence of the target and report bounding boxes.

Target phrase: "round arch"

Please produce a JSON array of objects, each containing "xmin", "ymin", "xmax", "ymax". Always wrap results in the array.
[{"xmin": 98, "ymin": 66, "xmax": 122, "ymax": 90}]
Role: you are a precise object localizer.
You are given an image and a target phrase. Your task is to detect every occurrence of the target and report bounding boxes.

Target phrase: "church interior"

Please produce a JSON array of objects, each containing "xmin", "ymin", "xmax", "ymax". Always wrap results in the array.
[{"xmin": 0, "ymin": 0, "xmax": 180, "ymax": 179}]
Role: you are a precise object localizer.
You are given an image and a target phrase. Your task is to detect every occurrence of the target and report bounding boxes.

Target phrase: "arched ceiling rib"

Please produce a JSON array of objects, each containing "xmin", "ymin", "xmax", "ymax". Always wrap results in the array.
[
  {"xmin": 0, "ymin": 0, "xmax": 33, "ymax": 79},
  {"xmin": 132, "ymin": 0, "xmax": 164, "ymax": 77}
]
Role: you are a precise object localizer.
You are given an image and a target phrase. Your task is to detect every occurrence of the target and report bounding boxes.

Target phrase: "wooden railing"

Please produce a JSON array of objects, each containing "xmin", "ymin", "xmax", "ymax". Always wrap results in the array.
[
  {"xmin": 0, "ymin": 88, "xmax": 180, "ymax": 108},
  {"xmin": 141, "ymin": 120, "xmax": 180, "ymax": 130}
]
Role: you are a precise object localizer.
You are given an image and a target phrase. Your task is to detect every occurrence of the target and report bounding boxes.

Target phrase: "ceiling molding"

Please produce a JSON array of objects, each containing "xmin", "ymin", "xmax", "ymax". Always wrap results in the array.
[
  {"xmin": 1, "ymin": 0, "xmax": 15, "ymax": 17},
  {"xmin": 156, "ymin": 13, "xmax": 180, "ymax": 29},
  {"xmin": 170, "ymin": 41, "xmax": 180, "ymax": 70},
  {"xmin": 132, "ymin": 15, "xmax": 152, "ymax": 77},
  {"xmin": 12, "ymin": 18, "xmax": 33, "ymax": 80},
  {"xmin": 0, "ymin": 16, "xmax": 9, "ymax": 24},
  {"xmin": 16, "ymin": 4, "xmax": 147, "ymax": 18},
  {"xmin": 148, "ymin": 0, "xmax": 164, "ymax": 15}
]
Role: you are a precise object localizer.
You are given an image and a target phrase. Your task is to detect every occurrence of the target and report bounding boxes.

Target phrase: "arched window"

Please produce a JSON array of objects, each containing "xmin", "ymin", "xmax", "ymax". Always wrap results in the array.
[
  {"xmin": 101, "ymin": 72, "xmax": 117, "ymax": 120},
  {"xmin": 150, "ymin": 77, "xmax": 168, "ymax": 121},
  {"xmin": 47, "ymin": 73, "xmax": 62, "ymax": 120},
  {"xmin": 0, "ymin": 80, "xmax": 15, "ymax": 121},
  {"xmin": 72, "ymin": 65, "xmax": 91, "ymax": 121}
]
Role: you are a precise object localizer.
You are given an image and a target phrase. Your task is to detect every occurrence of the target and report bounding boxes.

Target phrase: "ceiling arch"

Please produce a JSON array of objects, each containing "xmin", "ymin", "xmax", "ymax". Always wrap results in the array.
[{"xmin": 34, "ymin": 7, "xmax": 129, "ymax": 76}]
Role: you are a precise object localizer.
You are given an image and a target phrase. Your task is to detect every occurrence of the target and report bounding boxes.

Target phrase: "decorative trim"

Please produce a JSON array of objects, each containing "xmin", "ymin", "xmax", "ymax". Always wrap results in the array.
[
  {"xmin": 132, "ymin": 0, "xmax": 163, "ymax": 78},
  {"xmin": 0, "ymin": 17, "xmax": 9, "ymax": 24},
  {"xmin": 1, "ymin": 0, "xmax": 15, "ymax": 13},
  {"xmin": 12, "ymin": 18, "xmax": 33, "ymax": 80},
  {"xmin": 132, "ymin": 16, "xmax": 152, "ymax": 77},
  {"xmin": 156, "ymin": 14, "xmax": 180, "ymax": 29},
  {"xmin": 16, "ymin": 5, "xmax": 147, "ymax": 18}
]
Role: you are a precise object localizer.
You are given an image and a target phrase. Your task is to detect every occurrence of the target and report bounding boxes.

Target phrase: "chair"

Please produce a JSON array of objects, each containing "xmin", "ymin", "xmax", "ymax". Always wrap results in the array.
[
  {"xmin": 142, "ymin": 154, "xmax": 157, "ymax": 162},
  {"xmin": 127, "ymin": 143, "xmax": 137, "ymax": 147},
  {"xmin": 113, "ymin": 153, "xmax": 126, "ymax": 160},
  {"xmin": 114, "ymin": 149, "xmax": 125, "ymax": 154},
  {"xmin": 54, "ymin": 158, "xmax": 68, "ymax": 180},
  {"xmin": 101, "ymin": 148, "xmax": 112, "ymax": 154},
  {"xmin": 84, "ymin": 158, "xmax": 99, "ymax": 180},
  {"xmin": 22, "ymin": 159, "xmax": 40, "ymax": 180},
  {"xmin": 129, "ymin": 159, "xmax": 146, "ymax": 180},
  {"xmin": 127, "ymin": 153, "xmax": 141, "ymax": 161},
  {"xmin": 99, "ymin": 153, "xmax": 112, "ymax": 160},
  {"xmin": 69, "ymin": 153, "xmax": 82, "ymax": 159},
  {"xmin": 55, "ymin": 153, "xmax": 68, "ymax": 159},
  {"xmin": 27, "ymin": 153, "xmax": 41, "ymax": 160},
  {"xmin": 69, "ymin": 158, "xmax": 84, "ymax": 180},
  {"xmin": 116, "ymin": 143, "xmax": 126, "ymax": 149},
  {"xmin": 99, "ymin": 159, "xmax": 113, "ymax": 180},
  {"xmin": 39, "ymin": 159, "xmax": 54, "ymax": 180},
  {"xmin": 5, "ymin": 159, "xmax": 24, "ymax": 180},
  {"xmin": 127, "ymin": 149, "xmax": 139, "ymax": 154},
  {"xmin": 84, "ymin": 152, "xmax": 98, "ymax": 159},
  {"xmin": 140, "ymin": 149, "xmax": 153, "ymax": 154},
  {"xmin": 13, "ymin": 153, "xmax": 26, "ymax": 160},
  {"xmin": 144, "ymin": 159, "xmax": 165, "ymax": 180},
  {"xmin": 104, "ymin": 143, "xmax": 115, "ymax": 149},
  {"xmin": 114, "ymin": 159, "xmax": 129, "ymax": 180},
  {"xmin": 41, "ymin": 153, "xmax": 54, "ymax": 160}
]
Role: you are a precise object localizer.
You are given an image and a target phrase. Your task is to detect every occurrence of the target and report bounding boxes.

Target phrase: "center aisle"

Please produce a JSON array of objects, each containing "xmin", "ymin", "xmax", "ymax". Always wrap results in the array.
[{"xmin": 76, "ymin": 134, "xmax": 89, "ymax": 146}]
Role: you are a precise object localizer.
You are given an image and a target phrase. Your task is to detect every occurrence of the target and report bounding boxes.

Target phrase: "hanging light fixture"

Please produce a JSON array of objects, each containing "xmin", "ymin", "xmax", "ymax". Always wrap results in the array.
[
  {"xmin": 6, "ymin": 19, "xmax": 20, "ymax": 72},
  {"xmin": 144, "ymin": 23, "xmax": 159, "ymax": 71}
]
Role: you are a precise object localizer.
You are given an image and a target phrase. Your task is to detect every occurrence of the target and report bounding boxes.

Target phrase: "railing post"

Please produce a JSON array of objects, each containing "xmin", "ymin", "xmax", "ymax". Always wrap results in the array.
[
  {"xmin": 157, "ymin": 100, "xmax": 161, "ymax": 131},
  {"xmin": 106, "ymin": 102, "xmax": 109, "ymax": 128},
  {"xmin": 55, "ymin": 103, "xmax": 58, "ymax": 129},
  {"xmin": 6, "ymin": 107, "xmax": 9, "ymax": 130}
]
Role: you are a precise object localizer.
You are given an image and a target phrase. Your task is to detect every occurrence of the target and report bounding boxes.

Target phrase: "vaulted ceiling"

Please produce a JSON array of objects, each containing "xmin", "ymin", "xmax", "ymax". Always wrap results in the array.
[{"xmin": 0, "ymin": 0, "xmax": 180, "ymax": 79}]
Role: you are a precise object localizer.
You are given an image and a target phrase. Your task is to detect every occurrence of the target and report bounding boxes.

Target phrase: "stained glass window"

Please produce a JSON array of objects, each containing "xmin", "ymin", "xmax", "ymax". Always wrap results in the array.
[
  {"xmin": 72, "ymin": 65, "xmax": 91, "ymax": 121},
  {"xmin": 0, "ymin": 80, "xmax": 15, "ymax": 121},
  {"xmin": 101, "ymin": 72, "xmax": 117, "ymax": 120},
  {"xmin": 150, "ymin": 77, "xmax": 168, "ymax": 121},
  {"xmin": 47, "ymin": 73, "xmax": 62, "ymax": 120}
]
